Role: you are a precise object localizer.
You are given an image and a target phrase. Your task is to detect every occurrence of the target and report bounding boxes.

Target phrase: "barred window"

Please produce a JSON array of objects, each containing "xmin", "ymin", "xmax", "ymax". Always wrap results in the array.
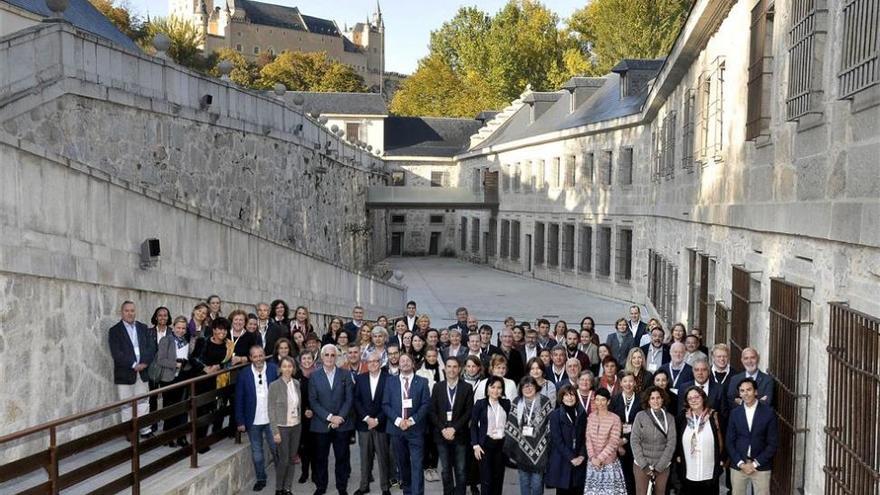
[
  {"xmin": 839, "ymin": 0, "xmax": 880, "ymax": 98},
  {"xmin": 786, "ymin": 0, "xmax": 825, "ymax": 119},
  {"xmin": 581, "ymin": 152, "xmax": 594, "ymax": 185},
  {"xmin": 487, "ymin": 218, "xmax": 497, "ymax": 257},
  {"xmin": 534, "ymin": 223, "xmax": 545, "ymax": 266},
  {"xmin": 746, "ymin": 0, "xmax": 775, "ymax": 140},
  {"xmin": 562, "ymin": 224, "xmax": 575, "ymax": 270},
  {"xmin": 681, "ymin": 89, "xmax": 695, "ymax": 172},
  {"xmin": 597, "ymin": 227, "xmax": 612, "ymax": 277},
  {"xmin": 523, "ymin": 161, "xmax": 533, "ymax": 193},
  {"xmin": 431, "ymin": 171, "xmax": 449, "ymax": 188},
  {"xmin": 536, "ymin": 160, "xmax": 546, "ymax": 190},
  {"xmin": 619, "ymin": 147, "xmax": 633, "ymax": 185},
  {"xmin": 601, "ymin": 151, "xmax": 613, "ymax": 186},
  {"xmin": 512, "ymin": 164, "xmax": 521, "ymax": 193},
  {"xmin": 460, "ymin": 217, "xmax": 468, "ymax": 251},
  {"xmin": 579, "ymin": 226, "xmax": 592, "ymax": 273},
  {"xmin": 648, "ymin": 250, "xmax": 679, "ymax": 323},
  {"xmin": 511, "ymin": 221, "xmax": 521, "ymax": 260},
  {"xmin": 471, "ymin": 218, "xmax": 480, "ymax": 253},
  {"xmin": 551, "ymin": 157, "xmax": 561, "ymax": 189},
  {"xmin": 548, "ymin": 224, "xmax": 560, "ymax": 267},
  {"xmin": 500, "ymin": 220, "xmax": 510, "ymax": 258},
  {"xmin": 615, "ymin": 228, "xmax": 633, "ymax": 281},
  {"xmin": 501, "ymin": 165, "xmax": 510, "ymax": 192},
  {"xmin": 391, "ymin": 171, "xmax": 406, "ymax": 186},
  {"xmin": 564, "ymin": 156, "xmax": 576, "ymax": 188},
  {"xmin": 664, "ymin": 111, "xmax": 677, "ymax": 179},
  {"xmin": 696, "ymin": 58, "xmax": 726, "ymax": 164}
]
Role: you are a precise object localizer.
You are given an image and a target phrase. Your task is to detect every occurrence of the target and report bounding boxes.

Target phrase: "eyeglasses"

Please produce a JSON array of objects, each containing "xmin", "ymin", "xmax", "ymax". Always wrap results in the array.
[{"xmin": 324, "ymin": 353, "xmax": 337, "ymax": 358}]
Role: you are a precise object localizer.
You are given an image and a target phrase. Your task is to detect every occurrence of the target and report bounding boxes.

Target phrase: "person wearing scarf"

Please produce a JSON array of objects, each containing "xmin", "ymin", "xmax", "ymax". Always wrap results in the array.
[
  {"xmin": 156, "ymin": 316, "xmax": 197, "ymax": 447},
  {"xmin": 674, "ymin": 385, "xmax": 725, "ymax": 494},
  {"xmin": 503, "ymin": 376, "xmax": 553, "ymax": 495},
  {"xmin": 546, "ymin": 385, "xmax": 587, "ymax": 495},
  {"xmin": 630, "ymin": 386, "xmax": 677, "ymax": 495}
]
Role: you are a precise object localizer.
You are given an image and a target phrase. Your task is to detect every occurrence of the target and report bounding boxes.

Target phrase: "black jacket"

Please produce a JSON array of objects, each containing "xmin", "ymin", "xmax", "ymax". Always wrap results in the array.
[
  {"xmin": 354, "ymin": 370, "xmax": 389, "ymax": 432},
  {"xmin": 470, "ymin": 398, "xmax": 511, "ymax": 448},
  {"xmin": 430, "ymin": 380, "xmax": 474, "ymax": 444},
  {"xmin": 108, "ymin": 320, "xmax": 155, "ymax": 385}
]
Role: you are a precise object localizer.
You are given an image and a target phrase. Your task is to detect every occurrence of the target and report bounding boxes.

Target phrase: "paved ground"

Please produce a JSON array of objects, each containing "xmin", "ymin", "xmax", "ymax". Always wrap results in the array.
[{"xmin": 390, "ymin": 256, "xmax": 639, "ymax": 341}]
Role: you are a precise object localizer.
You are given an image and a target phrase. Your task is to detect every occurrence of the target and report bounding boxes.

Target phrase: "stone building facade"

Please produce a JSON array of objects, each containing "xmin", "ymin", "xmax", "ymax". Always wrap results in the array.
[
  {"xmin": 170, "ymin": 0, "xmax": 386, "ymax": 91},
  {"xmin": 435, "ymin": 1, "xmax": 880, "ymax": 494},
  {"xmin": 0, "ymin": 22, "xmax": 402, "ymax": 440}
]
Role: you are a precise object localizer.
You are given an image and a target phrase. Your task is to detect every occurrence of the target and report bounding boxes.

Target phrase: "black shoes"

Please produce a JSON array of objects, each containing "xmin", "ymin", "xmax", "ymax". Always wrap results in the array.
[
  {"xmin": 177, "ymin": 438, "xmax": 190, "ymax": 448},
  {"xmin": 253, "ymin": 480, "xmax": 266, "ymax": 491},
  {"xmin": 353, "ymin": 490, "xmax": 367, "ymax": 495},
  {"xmin": 299, "ymin": 474, "xmax": 310, "ymax": 484},
  {"xmin": 197, "ymin": 446, "xmax": 210, "ymax": 454}
]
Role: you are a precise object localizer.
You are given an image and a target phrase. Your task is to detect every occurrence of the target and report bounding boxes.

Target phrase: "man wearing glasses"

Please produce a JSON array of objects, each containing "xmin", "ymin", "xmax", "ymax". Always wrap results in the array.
[
  {"xmin": 353, "ymin": 352, "xmax": 392, "ymax": 495},
  {"xmin": 309, "ymin": 344, "xmax": 355, "ymax": 495},
  {"xmin": 234, "ymin": 346, "xmax": 278, "ymax": 492}
]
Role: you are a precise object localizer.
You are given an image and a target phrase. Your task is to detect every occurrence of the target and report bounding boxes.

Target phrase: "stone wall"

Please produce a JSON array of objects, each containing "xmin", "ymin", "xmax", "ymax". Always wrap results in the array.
[{"xmin": 0, "ymin": 23, "xmax": 403, "ymax": 438}]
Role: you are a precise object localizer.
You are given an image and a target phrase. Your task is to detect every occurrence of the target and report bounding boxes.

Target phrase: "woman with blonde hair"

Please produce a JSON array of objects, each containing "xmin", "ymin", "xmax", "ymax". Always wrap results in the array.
[
  {"xmin": 623, "ymin": 347, "xmax": 654, "ymax": 395},
  {"xmin": 416, "ymin": 314, "xmax": 432, "ymax": 336}
]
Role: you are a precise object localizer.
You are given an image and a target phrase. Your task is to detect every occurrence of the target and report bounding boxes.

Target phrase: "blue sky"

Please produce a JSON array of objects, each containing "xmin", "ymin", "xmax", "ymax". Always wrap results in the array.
[{"xmin": 127, "ymin": 0, "xmax": 588, "ymax": 74}]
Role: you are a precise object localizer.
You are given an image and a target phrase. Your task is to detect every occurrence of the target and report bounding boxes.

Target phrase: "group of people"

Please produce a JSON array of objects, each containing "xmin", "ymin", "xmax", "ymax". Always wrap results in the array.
[{"xmin": 108, "ymin": 298, "xmax": 779, "ymax": 495}]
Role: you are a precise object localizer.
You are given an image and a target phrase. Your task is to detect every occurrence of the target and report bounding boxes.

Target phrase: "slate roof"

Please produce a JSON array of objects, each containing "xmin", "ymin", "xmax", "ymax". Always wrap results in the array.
[
  {"xmin": 4, "ymin": 0, "xmax": 140, "ymax": 52},
  {"xmin": 232, "ymin": 0, "xmax": 339, "ymax": 35},
  {"xmin": 385, "ymin": 117, "xmax": 483, "ymax": 157},
  {"xmin": 284, "ymin": 91, "xmax": 388, "ymax": 116},
  {"xmin": 611, "ymin": 59, "xmax": 666, "ymax": 73},
  {"xmin": 471, "ymin": 60, "xmax": 664, "ymax": 151}
]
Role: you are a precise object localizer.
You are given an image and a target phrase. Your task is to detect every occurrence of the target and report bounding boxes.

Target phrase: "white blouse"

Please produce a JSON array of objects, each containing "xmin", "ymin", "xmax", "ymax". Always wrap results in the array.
[
  {"xmin": 682, "ymin": 419, "xmax": 715, "ymax": 481},
  {"xmin": 486, "ymin": 400, "xmax": 507, "ymax": 440},
  {"xmin": 284, "ymin": 380, "xmax": 301, "ymax": 427}
]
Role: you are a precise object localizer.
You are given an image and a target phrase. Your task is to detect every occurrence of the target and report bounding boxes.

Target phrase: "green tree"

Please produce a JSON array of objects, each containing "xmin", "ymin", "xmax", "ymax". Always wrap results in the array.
[
  {"xmin": 257, "ymin": 51, "xmax": 366, "ymax": 92},
  {"xmin": 142, "ymin": 16, "xmax": 207, "ymax": 70},
  {"xmin": 392, "ymin": 0, "xmax": 587, "ymax": 117},
  {"xmin": 89, "ymin": 0, "xmax": 147, "ymax": 43},
  {"xmin": 210, "ymin": 48, "xmax": 260, "ymax": 87},
  {"xmin": 568, "ymin": 0, "xmax": 691, "ymax": 75}
]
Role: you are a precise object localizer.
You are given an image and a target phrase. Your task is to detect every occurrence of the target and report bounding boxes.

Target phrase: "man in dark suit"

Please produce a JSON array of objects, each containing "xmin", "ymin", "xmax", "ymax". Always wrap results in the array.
[
  {"xmin": 658, "ymin": 342, "xmax": 694, "ymax": 396},
  {"xmin": 477, "ymin": 325, "xmax": 500, "ymax": 367},
  {"xmin": 726, "ymin": 378, "xmax": 778, "ymax": 495},
  {"xmin": 545, "ymin": 345, "xmax": 569, "ymax": 390},
  {"xmin": 628, "ymin": 305, "xmax": 650, "ymax": 347},
  {"xmin": 641, "ymin": 327, "xmax": 670, "ymax": 373},
  {"xmin": 447, "ymin": 307, "xmax": 469, "ymax": 334},
  {"xmin": 107, "ymin": 301, "xmax": 156, "ymax": 439},
  {"xmin": 726, "ymin": 347, "xmax": 775, "ymax": 410},
  {"xmin": 255, "ymin": 302, "xmax": 283, "ymax": 356},
  {"xmin": 354, "ymin": 351, "xmax": 392, "ymax": 495},
  {"xmin": 403, "ymin": 300, "xmax": 418, "ymax": 333},
  {"xmin": 563, "ymin": 329, "xmax": 591, "ymax": 371},
  {"xmin": 343, "ymin": 306, "xmax": 366, "ymax": 343},
  {"xmin": 520, "ymin": 328, "xmax": 542, "ymax": 366},
  {"xmin": 383, "ymin": 353, "xmax": 431, "ymax": 495},
  {"xmin": 309, "ymin": 344, "xmax": 356, "ymax": 495},
  {"xmin": 234, "ymin": 346, "xmax": 279, "ymax": 492},
  {"xmin": 430, "ymin": 356, "xmax": 474, "ymax": 495},
  {"xmin": 677, "ymin": 358, "xmax": 726, "ymax": 416},
  {"xmin": 535, "ymin": 318, "xmax": 557, "ymax": 350}
]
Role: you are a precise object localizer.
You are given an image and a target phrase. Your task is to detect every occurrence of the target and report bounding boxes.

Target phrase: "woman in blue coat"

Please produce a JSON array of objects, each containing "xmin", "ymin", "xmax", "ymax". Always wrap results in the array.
[{"xmin": 545, "ymin": 385, "xmax": 588, "ymax": 495}]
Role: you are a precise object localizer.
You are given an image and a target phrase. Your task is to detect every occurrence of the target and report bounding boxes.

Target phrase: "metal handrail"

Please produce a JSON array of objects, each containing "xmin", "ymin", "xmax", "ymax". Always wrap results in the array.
[{"xmin": 0, "ymin": 364, "xmax": 247, "ymax": 445}]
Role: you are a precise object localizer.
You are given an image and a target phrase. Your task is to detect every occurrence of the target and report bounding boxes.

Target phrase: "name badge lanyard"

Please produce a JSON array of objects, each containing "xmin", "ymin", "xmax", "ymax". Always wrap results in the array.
[
  {"xmin": 446, "ymin": 385, "xmax": 457, "ymax": 422},
  {"xmin": 670, "ymin": 367, "xmax": 683, "ymax": 389},
  {"xmin": 623, "ymin": 395, "xmax": 635, "ymax": 423},
  {"xmin": 522, "ymin": 398, "xmax": 537, "ymax": 426},
  {"xmin": 580, "ymin": 391, "xmax": 593, "ymax": 411},
  {"xmin": 712, "ymin": 369, "xmax": 729, "ymax": 385},
  {"xmin": 489, "ymin": 402, "xmax": 503, "ymax": 435}
]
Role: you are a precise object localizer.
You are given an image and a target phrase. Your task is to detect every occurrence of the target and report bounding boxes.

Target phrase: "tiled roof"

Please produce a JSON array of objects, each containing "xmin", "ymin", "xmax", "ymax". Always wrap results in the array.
[
  {"xmin": 300, "ymin": 14, "xmax": 339, "ymax": 36},
  {"xmin": 611, "ymin": 58, "xmax": 666, "ymax": 73},
  {"xmin": 385, "ymin": 117, "xmax": 483, "ymax": 157},
  {"xmin": 232, "ymin": 0, "xmax": 305, "ymax": 30},
  {"xmin": 283, "ymin": 91, "xmax": 388, "ymax": 116},
  {"xmin": 5, "ymin": 0, "xmax": 140, "ymax": 52}
]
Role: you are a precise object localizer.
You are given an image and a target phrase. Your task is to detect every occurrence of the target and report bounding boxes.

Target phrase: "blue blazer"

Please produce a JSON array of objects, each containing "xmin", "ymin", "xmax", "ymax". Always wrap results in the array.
[
  {"xmin": 725, "ymin": 402, "xmax": 779, "ymax": 470},
  {"xmin": 308, "ymin": 366, "xmax": 355, "ymax": 433},
  {"xmin": 470, "ymin": 398, "xmax": 511, "ymax": 448},
  {"xmin": 354, "ymin": 370, "xmax": 389, "ymax": 432},
  {"xmin": 606, "ymin": 331, "xmax": 636, "ymax": 365},
  {"xmin": 234, "ymin": 363, "xmax": 278, "ymax": 429},
  {"xmin": 726, "ymin": 370, "xmax": 774, "ymax": 410},
  {"xmin": 545, "ymin": 407, "xmax": 587, "ymax": 490},
  {"xmin": 108, "ymin": 320, "xmax": 155, "ymax": 385},
  {"xmin": 382, "ymin": 374, "xmax": 431, "ymax": 436},
  {"xmin": 658, "ymin": 362, "xmax": 694, "ymax": 392}
]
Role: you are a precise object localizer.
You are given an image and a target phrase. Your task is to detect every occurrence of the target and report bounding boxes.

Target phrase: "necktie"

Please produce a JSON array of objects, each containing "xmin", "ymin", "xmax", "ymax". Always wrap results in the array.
[{"xmin": 402, "ymin": 377, "xmax": 411, "ymax": 421}]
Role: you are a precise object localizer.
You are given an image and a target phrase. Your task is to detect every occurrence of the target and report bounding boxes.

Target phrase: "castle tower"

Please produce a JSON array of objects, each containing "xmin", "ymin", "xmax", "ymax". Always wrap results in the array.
[
  {"xmin": 195, "ymin": 0, "xmax": 209, "ymax": 50},
  {"xmin": 376, "ymin": 1, "xmax": 384, "ymax": 94}
]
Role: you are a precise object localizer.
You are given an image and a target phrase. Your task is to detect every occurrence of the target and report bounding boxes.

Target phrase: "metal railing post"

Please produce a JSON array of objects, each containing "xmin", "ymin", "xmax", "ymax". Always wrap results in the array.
[
  {"xmin": 190, "ymin": 381, "xmax": 198, "ymax": 468},
  {"xmin": 48, "ymin": 426, "xmax": 58, "ymax": 495},
  {"xmin": 131, "ymin": 400, "xmax": 140, "ymax": 495}
]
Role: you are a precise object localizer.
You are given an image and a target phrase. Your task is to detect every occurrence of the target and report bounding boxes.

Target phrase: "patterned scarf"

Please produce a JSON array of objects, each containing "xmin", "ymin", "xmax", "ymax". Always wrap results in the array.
[
  {"xmin": 503, "ymin": 395, "xmax": 553, "ymax": 472},
  {"xmin": 687, "ymin": 409, "xmax": 711, "ymax": 456}
]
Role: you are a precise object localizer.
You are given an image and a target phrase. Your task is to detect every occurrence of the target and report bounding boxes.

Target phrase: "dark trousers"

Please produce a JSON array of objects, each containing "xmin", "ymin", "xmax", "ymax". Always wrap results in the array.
[
  {"xmin": 313, "ymin": 429, "xmax": 352, "ymax": 493},
  {"xmin": 557, "ymin": 489, "xmax": 581, "ymax": 495},
  {"xmin": 194, "ymin": 377, "xmax": 215, "ymax": 442},
  {"xmin": 148, "ymin": 380, "xmax": 160, "ymax": 431},
  {"xmin": 392, "ymin": 431, "xmax": 425, "ymax": 495},
  {"xmin": 358, "ymin": 429, "xmax": 391, "ymax": 492},
  {"xmin": 437, "ymin": 440, "xmax": 467, "ymax": 495},
  {"xmin": 161, "ymin": 379, "xmax": 187, "ymax": 436},
  {"xmin": 424, "ymin": 430, "xmax": 439, "ymax": 469},
  {"xmin": 681, "ymin": 477, "xmax": 718, "ymax": 495},
  {"xmin": 478, "ymin": 439, "xmax": 506, "ymax": 495},
  {"xmin": 620, "ymin": 441, "xmax": 635, "ymax": 495},
  {"xmin": 299, "ymin": 418, "xmax": 313, "ymax": 480}
]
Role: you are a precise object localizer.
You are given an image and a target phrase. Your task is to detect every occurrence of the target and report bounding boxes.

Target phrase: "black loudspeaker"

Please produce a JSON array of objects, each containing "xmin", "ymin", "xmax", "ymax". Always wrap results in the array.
[
  {"xmin": 146, "ymin": 238, "xmax": 160, "ymax": 257},
  {"xmin": 140, "ymin": 238, "xmax": 161, "ymax": 268}
]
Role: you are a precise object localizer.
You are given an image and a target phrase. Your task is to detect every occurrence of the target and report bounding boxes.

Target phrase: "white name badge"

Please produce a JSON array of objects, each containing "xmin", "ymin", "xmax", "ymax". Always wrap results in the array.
[
  {"xmin": 622, "ymin": 424, "xmax": 632, "ymax": 435},
  {"xmin": 402, "ymin": 399, "xmax": 413, "ymax": 409},
  {"xmin": 669, "ymin": 388, "xmax": 678, "ymax": 395},
  {"xmin": 522, "ymin": 426, "xmax": 534, "ymax": 437},
  {"xmin": 446, "ymin": 412, "xmax": 453, "ymax": 421}
]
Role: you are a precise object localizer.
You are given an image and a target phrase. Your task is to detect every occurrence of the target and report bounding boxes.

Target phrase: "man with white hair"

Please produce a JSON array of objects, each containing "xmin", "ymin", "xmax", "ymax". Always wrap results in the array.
[
  {"xmin": 657, "ymin": 342, "xmax": 694, "ymax": 396},
  {"xmin": 354, "ymin": 351, "xmax": 391, "ymax": 495},
  {"xmin": 726, "ymin": 347, "xmax": 774, "ymax": 409},
  {"xmin": 309, "ymin": 343, "xmax": 355, "ymax": 495}
]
